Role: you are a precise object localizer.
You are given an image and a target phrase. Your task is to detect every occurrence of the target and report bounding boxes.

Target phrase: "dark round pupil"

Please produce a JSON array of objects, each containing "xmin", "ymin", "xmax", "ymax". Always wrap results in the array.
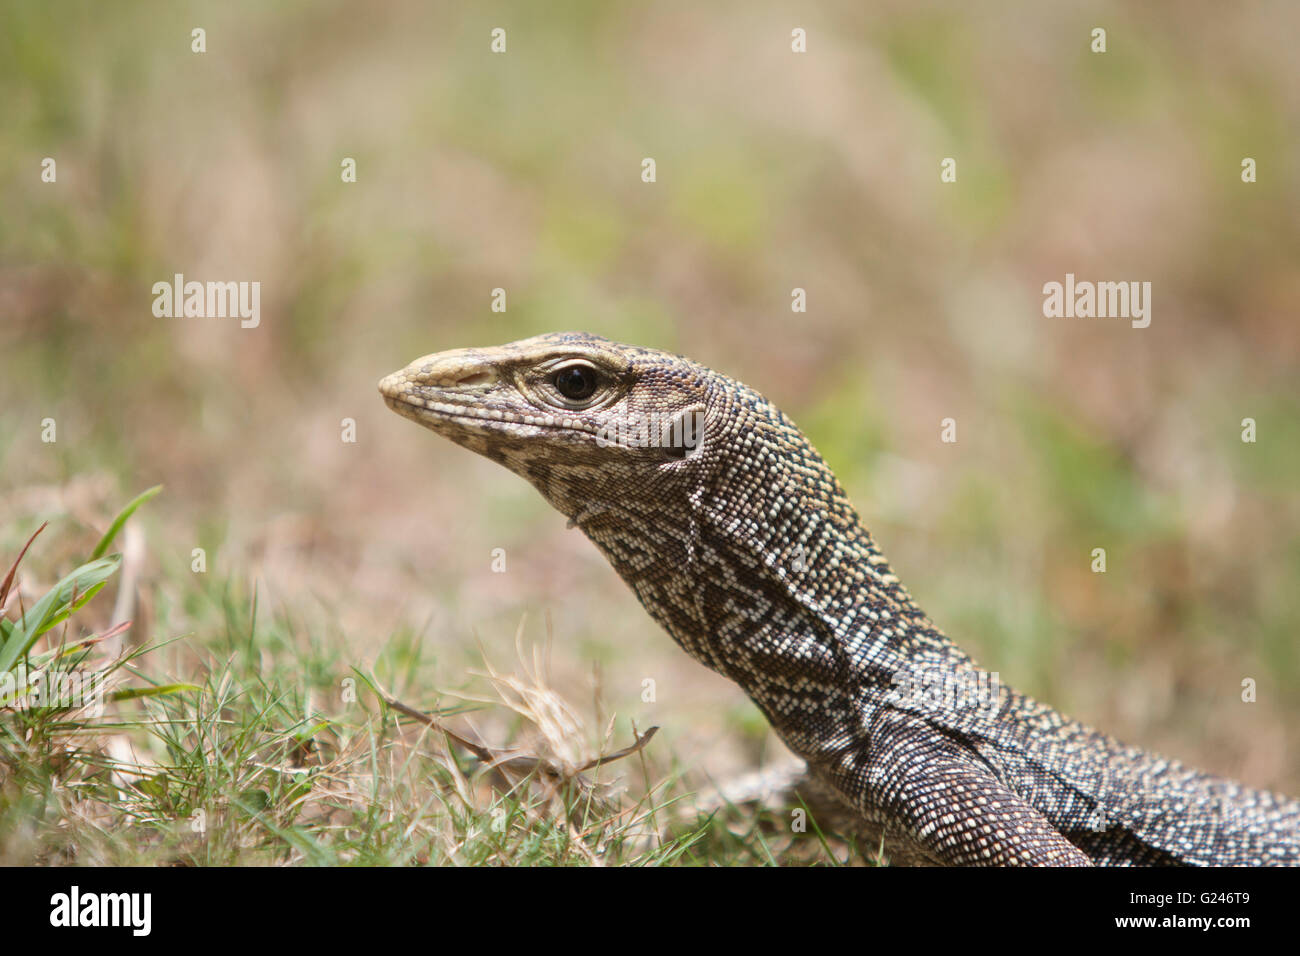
[{"xmin": 554, "ymin": 365, "xmax": 598, "ymax": 401}]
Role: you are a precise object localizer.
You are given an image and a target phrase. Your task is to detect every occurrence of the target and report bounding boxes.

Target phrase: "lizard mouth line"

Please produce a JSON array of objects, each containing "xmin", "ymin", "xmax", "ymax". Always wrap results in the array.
[
  {"xmin": 382, "ymin": 394, "xmax": 665, "ymax": 450},
  {"xmin": 382, "ymin": 394, "xmax": 598, "ymax": 436}
]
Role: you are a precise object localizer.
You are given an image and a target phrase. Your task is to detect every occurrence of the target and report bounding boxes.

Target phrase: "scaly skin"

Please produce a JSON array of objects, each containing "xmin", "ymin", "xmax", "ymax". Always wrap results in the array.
[{"xmin": 380, "ymin": 331, "xmax": 1300, "ymax": 866}]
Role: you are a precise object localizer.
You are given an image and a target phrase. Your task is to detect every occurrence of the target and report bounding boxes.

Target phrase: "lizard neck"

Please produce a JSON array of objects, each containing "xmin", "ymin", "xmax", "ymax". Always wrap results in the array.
[{"xmin": 569, "ymin": 386, "xmax": 973, "ymax": 758}]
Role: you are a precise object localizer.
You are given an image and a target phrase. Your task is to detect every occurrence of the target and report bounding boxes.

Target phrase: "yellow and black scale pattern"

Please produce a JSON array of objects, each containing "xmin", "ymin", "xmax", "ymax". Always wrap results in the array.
[{"xmin": 381, "ymin": 331, "xmax": 1300, "ymax": 866}]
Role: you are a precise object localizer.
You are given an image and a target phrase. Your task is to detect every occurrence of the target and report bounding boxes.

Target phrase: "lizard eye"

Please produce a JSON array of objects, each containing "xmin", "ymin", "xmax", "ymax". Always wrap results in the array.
[{"xmin": 552, "ymin": 363, "xmax": 601, "ymax": 403}]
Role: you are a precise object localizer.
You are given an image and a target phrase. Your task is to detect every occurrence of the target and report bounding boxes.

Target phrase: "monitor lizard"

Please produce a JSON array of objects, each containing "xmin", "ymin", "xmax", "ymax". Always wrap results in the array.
[{"xmin": 379, "ymin": 331, "xmax": 1300, "ymax": 866}]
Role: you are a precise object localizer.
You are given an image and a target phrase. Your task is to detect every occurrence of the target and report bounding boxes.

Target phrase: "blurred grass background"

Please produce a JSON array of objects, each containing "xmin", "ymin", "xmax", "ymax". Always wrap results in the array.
[{"xmin": 2, "ymin": 0, "xmax": 1298, "ymax": 806}]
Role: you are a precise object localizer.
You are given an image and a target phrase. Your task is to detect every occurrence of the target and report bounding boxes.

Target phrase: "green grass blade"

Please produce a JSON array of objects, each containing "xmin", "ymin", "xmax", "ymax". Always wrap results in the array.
[
  {"xmin": 35, "ymin": 581, "xmax": 107, "ymax": 636},
  {"xmin": 0, "ymin": 555, "xmax": 121, "ymax": 673},
  {"xmin": 109, "ymin": 683, "xmax": 200, "ymax": 702},
  {"xmin": 90, "ymin": 485, "xmax": 162, "ymax": 560}
]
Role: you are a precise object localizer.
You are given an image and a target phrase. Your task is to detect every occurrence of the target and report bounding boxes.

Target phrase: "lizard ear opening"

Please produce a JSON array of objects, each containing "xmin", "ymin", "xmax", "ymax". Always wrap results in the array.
[{"xmin": 659, "ymin": 405, "xmax": 706, "ymax": 460}]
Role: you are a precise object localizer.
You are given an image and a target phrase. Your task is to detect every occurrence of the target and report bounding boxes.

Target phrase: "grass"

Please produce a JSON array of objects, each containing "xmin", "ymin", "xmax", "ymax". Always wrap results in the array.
[{"xmin": 0, "ymin": 491, "xmax": 864, "ymax": 866}]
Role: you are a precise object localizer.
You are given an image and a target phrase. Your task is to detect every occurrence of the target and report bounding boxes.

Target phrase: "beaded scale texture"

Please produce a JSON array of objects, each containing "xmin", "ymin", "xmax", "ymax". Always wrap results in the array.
[{"xmin": 380, "ymin": 331, "xmax": 1300, "ymax": 866}]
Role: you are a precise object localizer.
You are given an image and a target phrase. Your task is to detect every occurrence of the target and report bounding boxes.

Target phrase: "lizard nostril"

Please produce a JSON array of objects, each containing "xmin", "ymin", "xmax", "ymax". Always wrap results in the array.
[{"xmin": 456, "ymin": 371, "xmax": 495, "ymax": 387}]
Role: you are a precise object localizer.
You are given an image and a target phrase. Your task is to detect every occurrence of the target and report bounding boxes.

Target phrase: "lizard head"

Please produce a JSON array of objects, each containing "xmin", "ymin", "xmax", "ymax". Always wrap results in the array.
[
  {"xmin": 378, "ymin": 331, "xmax": 715, "ymax": 522},
  {"xmin": 380, "ymin": 330, "xmax": 915, "ymax": 681}
]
